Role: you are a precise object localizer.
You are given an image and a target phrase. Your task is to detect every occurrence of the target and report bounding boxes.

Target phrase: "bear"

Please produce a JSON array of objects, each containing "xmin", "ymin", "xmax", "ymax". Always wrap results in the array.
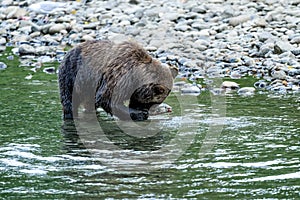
[{"xmin": 58, "ymin": 40, "xmax": 178, "ymax": 121}]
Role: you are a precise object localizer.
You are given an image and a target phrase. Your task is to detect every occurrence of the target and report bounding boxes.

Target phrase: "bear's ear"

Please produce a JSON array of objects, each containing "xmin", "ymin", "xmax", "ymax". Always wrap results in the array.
[
  {"xmin": 169, "ymin": 65, "xmax": 178, "ymax": 79},
  {"xmin": 134, "ymin": 50, "xmax": 152, "ymax": 64}
]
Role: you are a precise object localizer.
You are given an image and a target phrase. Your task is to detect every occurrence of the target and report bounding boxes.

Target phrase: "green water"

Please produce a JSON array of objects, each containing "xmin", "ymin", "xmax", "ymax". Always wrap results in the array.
[{"xmin": 0, "ymin": 51, "xmax": 300, "ymax": 199}]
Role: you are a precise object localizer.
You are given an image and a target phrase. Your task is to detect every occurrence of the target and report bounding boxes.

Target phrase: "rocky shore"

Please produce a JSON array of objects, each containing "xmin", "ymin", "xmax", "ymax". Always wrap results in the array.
[{"xmin": 0, "ymin": 0, "xmax": 300, "ymax": 95}]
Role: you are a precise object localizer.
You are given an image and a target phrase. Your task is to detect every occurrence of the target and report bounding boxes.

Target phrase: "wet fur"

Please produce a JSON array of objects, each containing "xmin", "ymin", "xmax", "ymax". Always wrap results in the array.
[{"xmin": 58, "ymin": 40, "xmax": 177, "ymax": 121}]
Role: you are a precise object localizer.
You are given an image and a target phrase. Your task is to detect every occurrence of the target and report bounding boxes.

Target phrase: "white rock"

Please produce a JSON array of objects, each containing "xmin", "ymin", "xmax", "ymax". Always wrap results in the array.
[
  {"xmin": 49, "ymin": 24, "xmax": 66, "ymax": 34},
  {"xmin": 28, "ymin": 1, "xmax": 67, "ymax": 14},
  {"xmin": 237, "ymin": 87, "xmax": 255, "ymax": 96},
  {"xmin": 0, "ymin": 37, "xmax": 6, "ymax": 45},
  {"xmin": 221, "ymin": 81, "xmax": 239, "ymax": 89},
  {"xmin": 228, "ymin": 15, "xmax": 253, "ymax": 26},
  {"xmin": 1, "ymin": 0, "xmax": 13, "ymax": 6},
  {"xmin": 181, "ymin": 84, "xmax": 201, "ymax": 95},
  {"xmin": 291, "ymin": 36, "xmax": 300, "ymax": 44},
  {"xmin": 82, "ymin": 35, "xmax": 94, "ymax": 41}
]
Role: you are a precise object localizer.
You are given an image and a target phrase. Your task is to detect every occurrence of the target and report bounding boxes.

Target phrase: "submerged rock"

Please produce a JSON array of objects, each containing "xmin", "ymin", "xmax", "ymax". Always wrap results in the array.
[
  {"xmin": 237, "ymin": 87, "xmax": 255, "ymax": 96},
  {"xmin": 43, "ymin": 67, "xmax": 56, "ymax": 74},
  {"xmin": 181, "ymin": 84, "xmax": 201, "ymax": 95},
  {"xmin": 0, "ymin": 62, "xmax": 7, "ymax": 70}
]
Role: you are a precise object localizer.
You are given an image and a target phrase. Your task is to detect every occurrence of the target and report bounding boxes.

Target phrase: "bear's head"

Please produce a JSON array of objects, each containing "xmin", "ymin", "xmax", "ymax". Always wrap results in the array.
[
  {"xmin": 128, "ymin": 63, "xmax": 178, "ymax": 116},
  {"xmin": 109, "ymin": 41, "xmax": 178, "ymax": 121}
]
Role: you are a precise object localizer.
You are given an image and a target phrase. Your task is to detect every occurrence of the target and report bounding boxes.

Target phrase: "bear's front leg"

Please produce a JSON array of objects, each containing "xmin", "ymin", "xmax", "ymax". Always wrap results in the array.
[
  {"xmin": 111, "ymin": 104, "xmax": 149, "ymax": 121},
  {"xmin": 129, "ymin": 108, "xmax": 149, "ymax": 121}
]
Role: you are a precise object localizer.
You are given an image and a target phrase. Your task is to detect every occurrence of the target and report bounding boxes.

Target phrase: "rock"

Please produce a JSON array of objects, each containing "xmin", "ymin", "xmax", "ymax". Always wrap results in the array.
[
  {"xmin": 254, "ymin": 80, "xmax": 268, "ymax": 89},
  {"xmin": 271, "ymin": 70, "xmax": 286, "ymax": 79},
  {"xmin": 25, "ymin": 74, "xmax": 33, "ymax": 80},
  {"xmin": 221, "ymin": 81, "xmax": 239, "ymax": 89},
  {"xmin": 43, "ymin": 67, "xmax": 56, "ymax": 74},
  {"xmin": 230, "ymin": 71, "xmax": 242, "ymax": 79},
  {"xmin": 274, "ymin": 40, "xmax": 295, "ymax": 54},
  {"xmin": 181, "ymin": 84, "xmax": 201, "ymax": 95},
  {"xmin": 28, "ymin": 1, "xmax": 67, "ymax": 14},
  {"xmin": 35, "ymin": 46, "xmax": 50, "ymax": 55},
  {"xmin": 198, "ymin": 29, "xmax": 210, "ymax": 37},
  {"xmin": 175, "ymin": 24, "xmax": 191, "ymax": 32},
  {"xmin": 82, "ymin": 35, "xmax": 94, "ymax": 41},
  {"xmin": 237, "ymin": 87, "xmax": 255, "ymax": 96},
  {"xmin": 18, "ymin": 44, "xmax": 36, "ymax": 55},
  {"xmin": 257, "ymin": 31, "xmax": 274, "ymax": 42},
  {"xmin": 48, "ymin": 24, "xmax": 66, "ymax": 34},
  {"xmin": 160, "ymin": 12, "xmax": 180, "ymax": 21},
  {"xmin": 37, "ymin": 56, "xmax": 53, "ymax": 63},
  {"xmin": 0, "ymin": 37, "xmax": 6, "ymax": 45},
  {"xmin": 5, "ymin": 6, "xmax": 27, "ymax": 19},
  {"xmin": 1, "ymin": 0, "xmax": 13, "ymax": 6},
  {"xmin": 290, "ymin": 36, "xmax": 300, "ymax": 44},
  {"xmin": 291, "ymin": 49, "xmax": 300, "ymax": 56},
  {"xmin": 228, "ymin": 15, "xmax": 253, "ymax": 26},
  {"xmin": 0, "ymin": 62, "xmax": 7, "ymax": 70}
]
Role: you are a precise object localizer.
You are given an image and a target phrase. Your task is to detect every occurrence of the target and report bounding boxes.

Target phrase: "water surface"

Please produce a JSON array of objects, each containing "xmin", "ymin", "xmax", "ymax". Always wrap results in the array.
[{"xmin": 0, "ymin": 54, "xmax": 300, "ymax": 199}]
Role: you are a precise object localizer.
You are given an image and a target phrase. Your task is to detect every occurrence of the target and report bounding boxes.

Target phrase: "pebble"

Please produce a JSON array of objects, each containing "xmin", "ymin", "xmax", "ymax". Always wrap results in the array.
[{"xmin": 0, "ymin": 62, "xmax": 7, "ymax": 70}]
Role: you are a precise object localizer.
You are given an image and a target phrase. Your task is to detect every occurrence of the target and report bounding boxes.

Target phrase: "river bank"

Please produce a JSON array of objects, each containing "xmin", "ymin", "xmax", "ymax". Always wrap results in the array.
[{"xmin": 0, "ymin": 0, "xmax": 300, "ymax": 95}]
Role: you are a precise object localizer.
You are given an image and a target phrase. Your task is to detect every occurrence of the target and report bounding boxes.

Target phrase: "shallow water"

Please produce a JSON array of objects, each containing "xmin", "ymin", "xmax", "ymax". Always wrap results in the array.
[{"xmin": 1, "ymin": 56, "xmax": 300, "ymax": 199}]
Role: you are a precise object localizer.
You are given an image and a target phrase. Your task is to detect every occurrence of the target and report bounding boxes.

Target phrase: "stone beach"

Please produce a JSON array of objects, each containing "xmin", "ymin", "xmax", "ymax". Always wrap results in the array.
[{"xmin": 0, "ymin": 0, "xmax": 300, "ymax": 96}]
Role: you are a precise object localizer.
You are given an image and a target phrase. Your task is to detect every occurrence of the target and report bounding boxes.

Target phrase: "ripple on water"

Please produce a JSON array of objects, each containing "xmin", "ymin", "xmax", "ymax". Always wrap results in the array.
[{"xmin": 236, "ymin": 171, "xmax": 300, "ymax": 182}]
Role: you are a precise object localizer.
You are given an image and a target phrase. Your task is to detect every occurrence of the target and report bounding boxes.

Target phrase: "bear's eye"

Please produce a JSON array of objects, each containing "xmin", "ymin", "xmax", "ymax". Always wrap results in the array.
[{"xmin": 154, "ymin": 85, "xmax": 165, "ymax": 95}]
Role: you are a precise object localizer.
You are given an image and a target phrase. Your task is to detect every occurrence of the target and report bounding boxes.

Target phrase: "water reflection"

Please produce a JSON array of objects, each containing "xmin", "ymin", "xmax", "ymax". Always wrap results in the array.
[{"xmin": 60, "ymin": 111, "xmax": 199, "ymax": 173}]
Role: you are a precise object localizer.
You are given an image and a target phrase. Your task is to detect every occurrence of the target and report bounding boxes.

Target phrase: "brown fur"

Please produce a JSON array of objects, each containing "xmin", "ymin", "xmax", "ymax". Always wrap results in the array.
[{"xmin": 58, "ymin": 40, "xmax": 178, "ymax": 121}]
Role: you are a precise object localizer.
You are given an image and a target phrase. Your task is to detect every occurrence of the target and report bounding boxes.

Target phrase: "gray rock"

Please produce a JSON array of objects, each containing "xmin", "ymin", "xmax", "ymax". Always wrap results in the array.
[
  {"xmin": 181, "ymin": 84, "xmax": 201, "ymax": 95},
  {"xmin": 228, "ymin": 15, "xmax": 253, "ymax": 26},
  {"xmin": 43, "ymin": 67, "xmax": 56, "ymax": 74},
  {"xmin": 237, "ymin": 87, "xmax": 255, "ymax": 96},
  {"xmin": 1, "ymin": 0, "xmax": 13, "ymax": 6},
  {"xmin": 175, "ymin": 24, "xmax": 191, "ymax": 32},
  {"xmin": 28, "ymin": 1, "xmax": 67, "ymax": 14},
  {"xmin": 257, "ymin": 31, "xmax": 274, "ymax": 42},
  {"xmin": 271, "ymin": 70, "xmax": 286, "ymax": 79},
  {"xmin": 18, "ymin": 44, "xmax": 36, "ymax": 55},
  {"xmin": 274, "ymin": 40, "xmax": 295, "ymax": 54},
  {"xmin": 81, "ymin": 35, "xmax": 94, "ymax": 41},
  {"xmin": 5, "ymin": 6, "xmax": 27, "ymax": 19},
  {"xmin": 161, "ymin": 12, "xmax": 180, "ymax": 21},
  {"xmin": 48, "ymin": 24, "xmax": 66, "ymax": 34},
  {"xmin": 0, "ymin": 62, "xmax": 7, "ymax": 70},
  {"xmin": 290, "ymin": 36, "xmax": 300, "ymax": 44}
]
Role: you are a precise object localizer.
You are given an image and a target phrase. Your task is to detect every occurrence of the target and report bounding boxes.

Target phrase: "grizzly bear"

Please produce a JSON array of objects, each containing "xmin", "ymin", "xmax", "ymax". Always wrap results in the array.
[{"xmin": 58, "ymin": 40, "xmax": 178, "ymax": 121}]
